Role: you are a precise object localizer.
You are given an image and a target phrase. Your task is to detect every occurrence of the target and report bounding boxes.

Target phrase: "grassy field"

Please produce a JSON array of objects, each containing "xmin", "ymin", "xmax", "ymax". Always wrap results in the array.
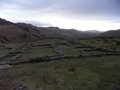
[
  {"xmin": 0, "ymin": 38, "xmax": 120, "ymax": 90},
  {"xmin": 23, "ymin": 47, "xmax": 54, "ymax": 59},
  {"xmin": 57, "ymin": 45, "xmax": 80, "ymax": 56},
  {"xmin": 79, "ymin": 38, "xmax": 120, "ymax": 49},
  {"xmin": 0, "ymin": 56, "xmax": 120, "ymax": 90}
]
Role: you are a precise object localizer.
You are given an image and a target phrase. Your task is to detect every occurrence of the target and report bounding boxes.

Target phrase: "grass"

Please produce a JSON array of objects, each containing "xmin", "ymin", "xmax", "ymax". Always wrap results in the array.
[
  {"xmin": 30, "ymin": 39, "xmax": 58, "ymax": 45},
  {"xmin": 0, "ymin": 56, "xmax": 120, "ymax": 90},
  {"xmin": 0, "ymin": 49, "xmax": 10, "ymax": 56},
  {"xmin": 79, "ymin": 38, "xmax": 120, "ymax": 49},
  {"xmin": 57, "ymin": 45, "xmax": 80, "ymax": 56},
  {"xmin": 0, "ymin": 43, "xmax": 23, "ymax": 56},
  {"xmin": 0, "ymin": 38, "xmax": 120, "ymax": 90},
  {"xmin": 23, "ymin": 46, "xmax": 54, "ymax": 59}
]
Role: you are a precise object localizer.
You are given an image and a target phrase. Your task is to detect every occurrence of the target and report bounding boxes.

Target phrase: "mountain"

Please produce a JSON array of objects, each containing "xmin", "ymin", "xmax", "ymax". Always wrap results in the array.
[
  {"xmin": 0, "ymin": 19, "xmax": 42, "ymax": 43},
  {"xmin": 38, "ymin": 27, "xmax": 99, "ymax": 40},
  {"xmin": 101, "ymin": 29, "xmax": 120, "ymax": 37},
  {"xmin": 84, "ymin": 30, "xmax": 102, "ymax": 37},
  {"xmin": 0, "ymin": 18, "xmax": 102, "ymax": 43},
  {"xmin": 0, "ymin": 18, "xmax": 13, "ymax": 25},
  {"xmin": 85, "ymin": 30, "xmax": 101, "ymax": 34}
]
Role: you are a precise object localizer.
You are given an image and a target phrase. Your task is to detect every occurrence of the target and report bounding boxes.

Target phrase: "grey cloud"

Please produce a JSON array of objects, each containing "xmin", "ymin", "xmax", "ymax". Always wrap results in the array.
[
  {"xmin": 1, "ymin": 0, "xmax": 120, "ymax": 15},
  {"xmin": 0, "ymin": 0, "xmax": 120, "ymax": 22}
]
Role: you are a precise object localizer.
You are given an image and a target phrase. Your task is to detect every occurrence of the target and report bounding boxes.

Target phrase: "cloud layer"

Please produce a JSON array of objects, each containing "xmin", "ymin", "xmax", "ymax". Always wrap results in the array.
[{"xmin": 0, "ymin": 0, "xmax": 120, "ymax": 30}]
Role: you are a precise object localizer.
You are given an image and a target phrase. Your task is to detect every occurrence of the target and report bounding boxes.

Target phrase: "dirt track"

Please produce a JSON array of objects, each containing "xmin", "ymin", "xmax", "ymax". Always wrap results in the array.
[{"xmin": 0, "ymin": 65, "xmax": 12, "ymax": 70}]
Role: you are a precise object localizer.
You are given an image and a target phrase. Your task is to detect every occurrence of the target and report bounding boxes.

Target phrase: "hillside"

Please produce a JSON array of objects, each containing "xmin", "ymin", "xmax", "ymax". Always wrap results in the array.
[
  {"xmin": 1, "ymin": 18, "xmax": 120, "ymax": 43},
  {"xmin": 0, "ymin": 18, "xmax": 102, "ymax": 43},
  {"xmin": 101, "ymin": 29, "xmax": 120, "ymax": 37},
  {"xmin": 38, "ymin": 27, "xmax": 98, "ymax": 40},
  {"xmin": 0, "ymin": 19, "xmax": 43, "ymax": 43}
]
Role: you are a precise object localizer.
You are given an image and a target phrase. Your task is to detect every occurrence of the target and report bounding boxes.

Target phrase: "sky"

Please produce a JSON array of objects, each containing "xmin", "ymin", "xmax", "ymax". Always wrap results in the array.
[{"xmin": 0, "ymin": 0, "xmax": 120, "ymax": 31}]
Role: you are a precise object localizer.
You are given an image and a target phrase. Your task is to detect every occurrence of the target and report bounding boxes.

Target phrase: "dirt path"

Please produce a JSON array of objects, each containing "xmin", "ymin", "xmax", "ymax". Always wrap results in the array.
[{"xmin": 0, "ymin": 65, "xmax": 12, "ymax": 70}]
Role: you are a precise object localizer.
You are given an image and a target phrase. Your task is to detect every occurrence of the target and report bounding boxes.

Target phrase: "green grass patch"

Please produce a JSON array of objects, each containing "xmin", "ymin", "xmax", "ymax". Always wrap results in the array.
[
  {"xmin": 0, "ymin": 56, "xmax": 120, "ymax": 90},
  {"xmin": 57, "ymin": 45, "xmax": 80, "ymax": 56},
  {"xmin": 23, "ymin": 46, "xmax": 54, "ymax": 59}
]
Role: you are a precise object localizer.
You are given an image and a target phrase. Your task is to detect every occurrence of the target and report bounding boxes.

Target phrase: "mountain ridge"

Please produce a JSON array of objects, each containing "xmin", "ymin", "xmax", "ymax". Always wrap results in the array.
[
  {"xmin": 0, "ymin": 18, "xmax": 120, "ymax": 43},
  {"xmin": 101, "ymin": 29, "xmax": 120, "ymax": 37}
]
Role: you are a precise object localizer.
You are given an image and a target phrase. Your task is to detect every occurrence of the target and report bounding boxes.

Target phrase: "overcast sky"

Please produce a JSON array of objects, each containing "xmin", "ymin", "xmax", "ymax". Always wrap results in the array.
[{"xmin": 0, "ymin": 0, "xmax": 120, "ymax": 31}]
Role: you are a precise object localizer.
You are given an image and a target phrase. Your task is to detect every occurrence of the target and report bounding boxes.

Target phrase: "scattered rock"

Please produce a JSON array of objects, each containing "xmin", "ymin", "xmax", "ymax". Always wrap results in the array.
[{"xmin": 13, "ymin": 84, "xmax": 28, "ymax": 90}]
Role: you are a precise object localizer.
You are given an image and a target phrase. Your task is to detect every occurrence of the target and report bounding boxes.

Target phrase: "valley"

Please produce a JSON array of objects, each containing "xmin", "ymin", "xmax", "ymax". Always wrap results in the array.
[{"xmin": 0, "ymin": 37, "xmax": 120, "ymax": 90}]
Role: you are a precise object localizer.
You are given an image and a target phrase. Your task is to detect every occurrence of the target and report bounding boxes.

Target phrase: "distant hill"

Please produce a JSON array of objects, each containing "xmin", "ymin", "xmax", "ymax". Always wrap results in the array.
[
  {"xmin": 0, "ymin": 19, "xmax": 44, "ymax": 43},
  {"xmin": 1, "ymin": 18, "xmax": 120, "ymax": 43},
  {"xmin": 0, "ymin": 18, "xmax": 13, "ymax": 25},
  {"xmin": 38, "ymin": 27, "xmax": 101, "ymax": 40},
  {"xmin": 101, "ymin": 30, "xmax": 120, "ymax": 38},
  {"xmin": 0, "ymin": 18, "xmax": 101, "ymax": 43},
  {"xmin": 84, "ymin": 30, "xmax": 102, "ymax": 37}
]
